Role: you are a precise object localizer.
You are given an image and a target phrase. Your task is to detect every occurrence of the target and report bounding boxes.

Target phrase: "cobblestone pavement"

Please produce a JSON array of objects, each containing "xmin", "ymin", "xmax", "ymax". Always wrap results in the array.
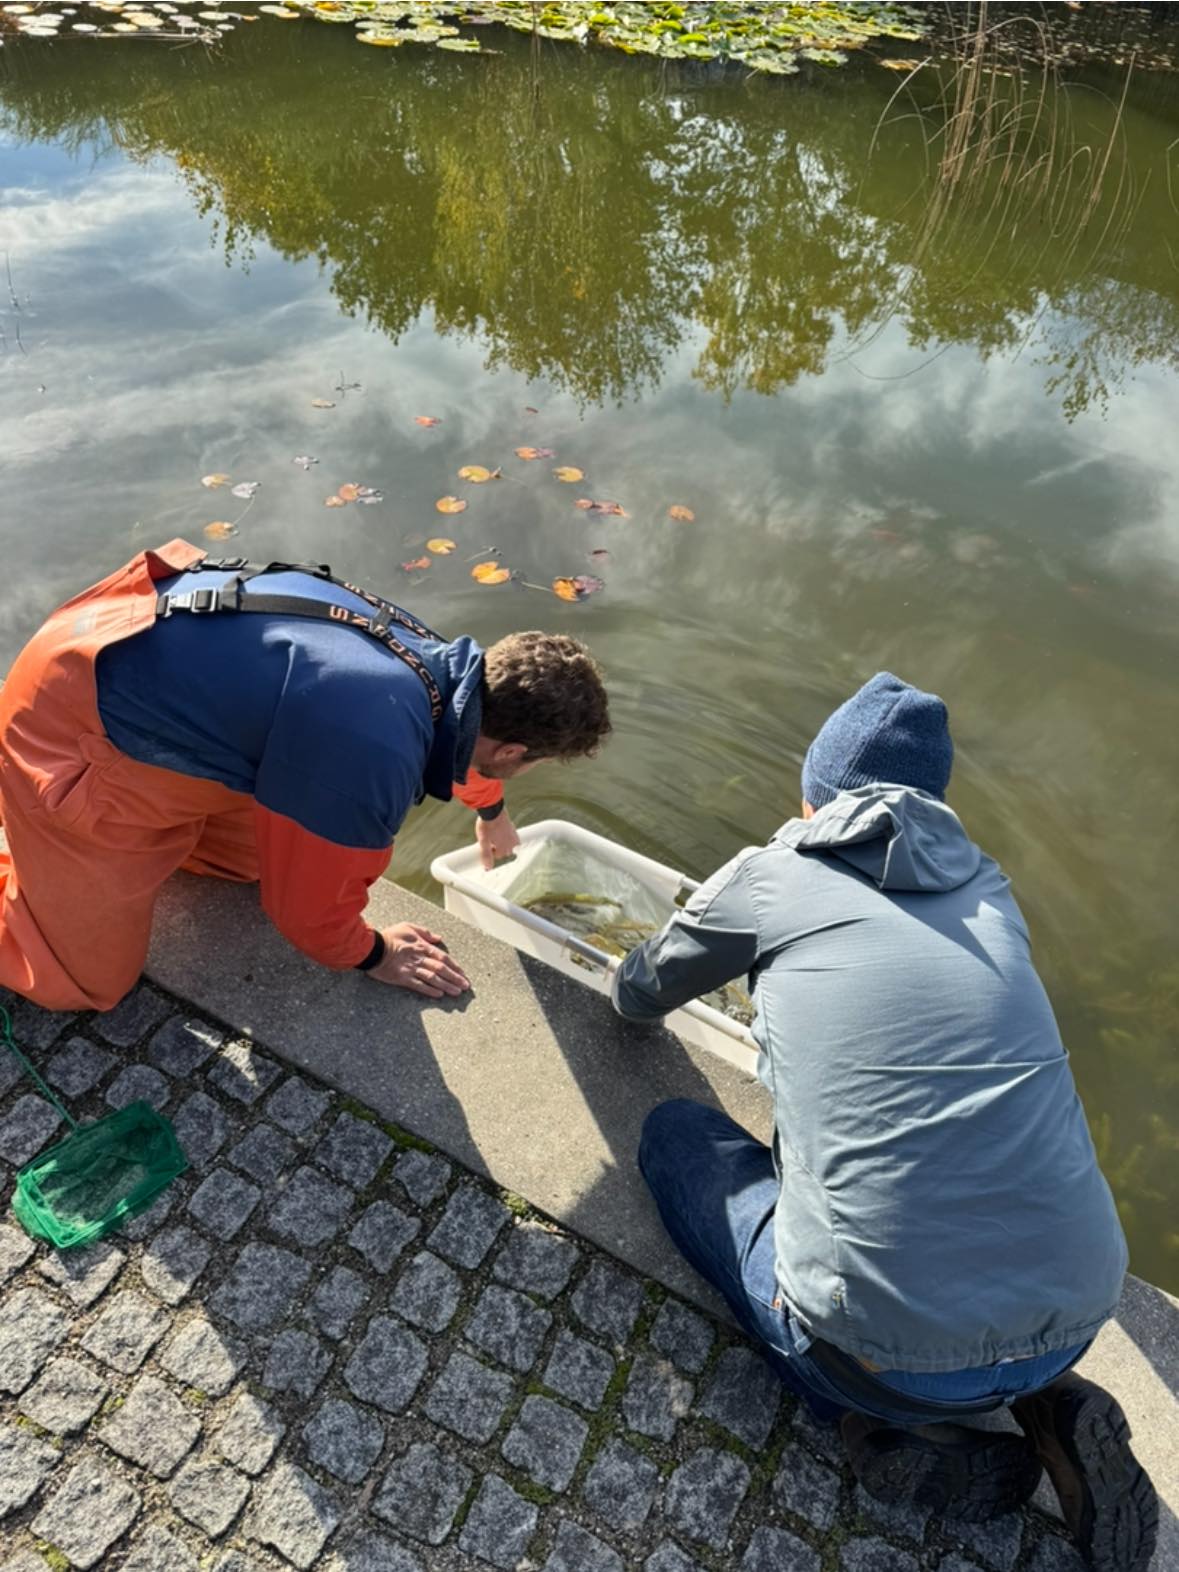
[{"xmin": 0, "ymin": 983, "xmax": 1089, "ymax": 1572}]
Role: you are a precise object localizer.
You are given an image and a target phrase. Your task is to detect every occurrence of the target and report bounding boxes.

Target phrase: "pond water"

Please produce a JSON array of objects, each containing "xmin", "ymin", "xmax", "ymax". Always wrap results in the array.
[{"xmin": 1, "ymin": 16, "xmax": 1177, "ymax": 1289}]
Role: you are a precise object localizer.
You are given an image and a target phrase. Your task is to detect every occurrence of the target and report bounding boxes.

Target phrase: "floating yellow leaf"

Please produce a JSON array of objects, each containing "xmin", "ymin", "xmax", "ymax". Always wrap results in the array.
[
  {"xmin": 203, "ymin": 522, "xmax": 237, "ymax": 541},
  {"xmin": 414, "ymin": 415, "xmax": 440, "ymax": 427},
  {"xmin": 311, "ymin": 398, "xmax": 336, "ymax": 408},
  {"xmin": 458, "ymin": 465, "xmax": 500, "ymax": 484},
  {"xmin": 337, "ymin": 483, "xmax": 360, "ymax": 502},
  {"xmin": 553, "ymin": 466, "xmax": 584, "ymax": 483},
  {"xmin": 325, "ymin": 495, "xmax": 348, "ymax": 508},
  {"xmin": 201, "ymin": 473, "xmax": 231, "ymax": 490},
  {"xmin": 435, "ymin": 496, "xmax": 467, "ymax": 515},
  {"xmin": 471, "ymin": 561, "xmax": 511, "ymax": 585},
  {"xmin": 668, "ymin": 505, "xmax": 695, "ymax": 522},
  {"xmin": 879, "ymin": 57, "xmax": 921, "ymax": 70},
  {"xmin": 552, "ymin": 577, "xmax": 580, "ymax": 601},
  {"xmin": 515, "ymin": 446, "xmax": 555, "ymax": 461},
  {"xmin": 427, "ymin": 538, "xmax": 458, "ymax": 555}
]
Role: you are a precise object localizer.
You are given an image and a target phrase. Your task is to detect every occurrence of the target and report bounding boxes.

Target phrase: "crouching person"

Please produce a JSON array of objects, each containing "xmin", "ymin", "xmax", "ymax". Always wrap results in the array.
[{"xmin": 613, "ymin": 672, "xmax": 1156, "ymax": 1571}]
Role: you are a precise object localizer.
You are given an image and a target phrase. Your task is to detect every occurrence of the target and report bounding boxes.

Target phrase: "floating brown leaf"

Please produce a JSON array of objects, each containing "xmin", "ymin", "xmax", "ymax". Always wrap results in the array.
[
  {"xmin": 553, "ymin": 466, "xmax": 584, "ymax": 483},
  {"xmin": 435, "ymin": 496, "xmax": 467, "ymax": 514},
  {"xmin": 553, "ymin": 574, "xmax": 605, "ymax": 601},
  {"xmin": 471, "ymin": 561, "xmax": 511, "ymax": 585},
  {"xmin": 524, "ymin": 406, "xmax": 539, "ymax": 414},
  {"xmin": 515, "ymin": 446, "xmax": 555, "ymax": 461},
  {"xmin": 668, "ymin": 505, "xmax": 695, "ymax": 522},
  {"xmin": 574, "ymin": 498, "xmax": 596, "ymax": 511},
  {"xmin": 401, "ymin": 556, "xmax": 431, "ymax": 572},
  {"xmin": 590, "ymin": 500, "xmax": 628, "ymax": 517},
  {"xmin": 427, "ymin": 538, "xmax": 458, "ymax": 554},
  {"xmin": 458, "ymin": 465, "xmax": 500, "ymax": 483},
  {"xmin": 203, "ymin": 521, "xmax": 237, "ymax": 540},
  {"xmin": 588, "ymin": 548, "xmax": 611, "ymax": 562},
  {"xmin": 325, "ymin": 495, "xmax": 348, "ymax": 508},
  {"xmin": 311, "ymin": 398, "xmax": 336, "ymax": 409},
  {"xmin": 201, "ymin": 473, "xmax": 231, "ymax": 490},
  {"xmin": 414, "ymin": 415, "xmax": 441, "ymax": 427},
  {"xmin": 337, "ymin": 483, "xmax": 361, "ymax": 502}
]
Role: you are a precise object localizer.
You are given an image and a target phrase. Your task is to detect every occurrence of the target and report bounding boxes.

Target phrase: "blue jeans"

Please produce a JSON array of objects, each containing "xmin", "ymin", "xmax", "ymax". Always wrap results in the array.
[{"xmin": 638, "ymin": 1100, "xmax": 1084, "ymax": 1427}]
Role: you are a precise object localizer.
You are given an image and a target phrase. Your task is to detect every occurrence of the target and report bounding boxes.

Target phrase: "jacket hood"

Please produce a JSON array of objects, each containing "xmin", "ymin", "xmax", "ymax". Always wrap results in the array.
[
  {"xmin": 420, "ymin": 635, "xmax": 484, "ymax": 801},
  {"xmin": 772, "ymin": 784, "xmax": 981, "ymax": 892}
]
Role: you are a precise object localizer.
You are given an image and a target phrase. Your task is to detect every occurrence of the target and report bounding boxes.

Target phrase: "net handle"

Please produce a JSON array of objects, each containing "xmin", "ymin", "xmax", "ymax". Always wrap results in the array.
[{"xmin": 0, "ymin": 1005, "xmax": 79, "ymax": 1131}]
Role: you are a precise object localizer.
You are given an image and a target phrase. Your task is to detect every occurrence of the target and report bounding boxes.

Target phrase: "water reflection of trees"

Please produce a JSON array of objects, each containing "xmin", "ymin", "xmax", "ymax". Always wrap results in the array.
[{"xmin": 3, "ymin": 27, "xmax": 1178, "ymax": 415}]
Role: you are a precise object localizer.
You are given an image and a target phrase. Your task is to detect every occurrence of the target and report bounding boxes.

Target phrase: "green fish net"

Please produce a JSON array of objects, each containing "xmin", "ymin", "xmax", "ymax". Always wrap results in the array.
[{"xmin": 3, "ymin": 1006, "xmax": 188, "ymax": 1249}]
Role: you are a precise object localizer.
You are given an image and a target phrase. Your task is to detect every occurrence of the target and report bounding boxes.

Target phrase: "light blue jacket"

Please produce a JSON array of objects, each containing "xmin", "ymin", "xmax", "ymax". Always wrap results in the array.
[{"xmin": 614, "ymin": 787, "xmax": 1127, "ymax": 1372}]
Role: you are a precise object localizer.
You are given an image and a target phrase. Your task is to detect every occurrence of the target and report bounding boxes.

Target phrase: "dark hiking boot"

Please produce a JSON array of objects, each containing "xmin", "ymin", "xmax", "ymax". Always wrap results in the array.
[
  {"xmin": 841, "ymin": 1411, "xmax": 1043, "ymax": 1522},
  {"xmin": 1012, "ymin": 1374, "xmax": 1158, "ymax": 1571}
]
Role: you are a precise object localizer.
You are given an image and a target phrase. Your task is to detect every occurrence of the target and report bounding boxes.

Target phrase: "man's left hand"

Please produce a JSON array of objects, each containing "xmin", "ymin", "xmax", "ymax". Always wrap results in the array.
[{"xmin": 476, "ymin": 810, "xmax": 520, "ymax": 871}]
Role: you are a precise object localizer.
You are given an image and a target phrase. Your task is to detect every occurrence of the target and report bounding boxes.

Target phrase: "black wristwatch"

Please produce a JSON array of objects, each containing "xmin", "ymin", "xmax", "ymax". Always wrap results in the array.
[
  {"xmin": 355, "ymin": 930, "xmax": 386, "ymax": 971},
  {"xmin": 477, "ymin": 799, "xmax": 506, "ymax": 822}
]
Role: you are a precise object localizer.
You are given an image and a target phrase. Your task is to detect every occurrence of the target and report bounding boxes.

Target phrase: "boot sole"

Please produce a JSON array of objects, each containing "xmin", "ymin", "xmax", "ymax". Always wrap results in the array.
[
  {"xmin": 854, "ymin": 1429, "xmax": 1042, "ymax": 1524},
  {"xmin": 1032, "ymin": 1383, "xmax": 1159, "ymax": 1572}
]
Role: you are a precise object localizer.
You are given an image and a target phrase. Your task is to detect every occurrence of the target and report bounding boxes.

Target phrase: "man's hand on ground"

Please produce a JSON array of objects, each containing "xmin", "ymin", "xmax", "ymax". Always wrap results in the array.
[
  {"xmin": 475, "ymin": 810, "xmax": 521, "ymax": 871},
  {"xmin": 368, "ymin": 923, "xmax": 471, "ymax": 997}
]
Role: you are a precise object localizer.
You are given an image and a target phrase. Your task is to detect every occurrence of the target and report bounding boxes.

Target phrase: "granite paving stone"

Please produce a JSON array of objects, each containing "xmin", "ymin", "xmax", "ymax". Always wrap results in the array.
[
  {"xmin": 266, "ymin": 1074, "xmax": 331, "ymax": 1135},
  {"xmin": 19, "ymin": 1356, "xmax": 108, "ymax": 1432},
  {"xmin": 0, "ymin": 992, "xmax": 73, "ymax": 1051},
  {"xmin": 343, "ymin": 1316, "xmax": 428, "ymax": 1412},
  {"xmin": 945, "ymin": 1514, "xmax": 1026, "ymax": 1571},
  {"xmin": 98, "ymin": 1372, "xmax": 202, "ymax": 1477},
  {"xmin": 94, "ymin": 986, "xmax": 171, "ymax": 1047},
  {"xmin": 840, "ymin": 1537, "xmax": 920, "ymax": 1572},
  {"xmin": 650, "ymin": 1298, "xmax": 715, "ymax": 1374},
  {"xmin": 938, "ymin": 1560, "xmax": 988, "ymax": 1572},
  {"xmin": 121, "ymin": 1524, "xmax": 201, "ymax": 1572},
  {"xmin": 773, "ymin": 1443, "xmax": 843, "ymax": 1531},
  {"xmin": 425, "ymin": 1350, "xmax": 514, "ymax": 1442},
  {"xmin": 0, "ymin": 1094, "xmax": 61, "ymax": 1166},
  {"xmin": 571, "ymin": 1259, "xmax": 645, "ymax": 1342},
  {"xmin": 227, "ymin": 1122, "xmax": 297, "ymax": 1184},
  {"xmin": 427, "ymin": 1183, "xmax": 510, "ymax": 1269},
  {"xmin": 0, "ymin": 1223, "xmax": 35, "ymax": 1285},
  {"xmin": 188, "ymin": 1165, "xmax": 263, "ymax": 1240},
  {"xmin": 493, "ymin": 1220, "xmax": 580, "ymax": 1299},
  {"xmin": 348, "ymin": 1198, "xmax": 420, "ymax": 1272},
  {"xmin": 36, "ymin": 1238, "xmax": 125, "ymax": 1308},
  {"xmin": 32, "ymin": 1454, "xmax": 142, "ymax": 1569},
  {"xmin": 215, "ymin": 1389, "xmax": 286, "ymax": 1475},
  {"xmin": 373, "ymin": 1440, "xmax": 473, "ymax": 1545},
  {"xmin": 140, "ymin": 1225, "xmax": 213, "ymax": 1305},
  {"xmin": 4, "ymin": 1290, "xmax": 90, "ymax": 1391},
  {"xmin": 208, "ymin": 1040, "xmax": 282, "ymax": 1105},
  {"xmin": 303, "ymin": 1396, "xmax": 384, "ymax": 1484},
  {"xmin": 664, "ymin": 1447, "xmax": 752, "ymax": 1550},
  {"xmin": 0, "ymin": 1042, "xmax": 19, "ymax": 1097},
  {"xmin": 389, "ymin": 1249, "xmax": 461, "ymax": 1332},
  {"xmin": 1023, "ymin": 1537, "xmax": 1088, "ymax": 1572},
  {"xmin": 246, "ymin": 1460, "xmax": 341, "ymax": 1570},
  {"xmin": 458, "ymin": 1474, "xmax": 539, "ymax": 1570},
  {"xmin": 106, "ymin": 1062, "xmax": 171, "ymax": 1111},
  {"xmin": 118, "ymin": 1188, "xmax": 175, "ymax": 1243},
  {"xmin": 82, "ymin": 1288, "xmax": 171, "ymax": 1375},
  {"xmin": 322, "ymin": 1531, "xmax": 424, "ymax": 1572},
  {"xmin": 1, "ymin": 1553, "xmax": 54, "ymax": 1572},
  {"xmin": 46, "ymin": 1035, "xmax": 116, "ymax": 1096},
  {"xmin": 583, "ymin": 1436, "xmax": 660, "ymax": 1530},
  {"xmin": 792, "ymin": 1402, "xmax": 844, "ymax": 1464},
  {"xmin": 698, "ymin": 1345, "xmax": 782, "ymax": 1448},
  {"xmin": 465, "ymin": 1282, "xmax": 552, "ymax": 1371},
  {"xmin": 0, "ymin": 1422, "xmax": 59, "ymax": 1515},
  {"xmin": 160, "ymin": 1315, "xmax": 246, "ymax": 1395},
  {"xmin": 172, "ymin": 1090, "xmax": 232, "ymax": 1168},
  {"xmin": 315, "ymin": 1111, "xmax": 394, "ymax": 1187},
  {"xmin": 622, "ymin": 1352, "xmax": 694, "ymax": 1440},
  {"xmin": 264, "ymin": 1327, "xmax": 333, "ymax": 1398},
  {"xmin": 391, "ymin": 1146, "xmax": 452, "ymax": 1206},
  {"xmin": 501, "ymin": 1393, "xmax": 588, "ymax": 1490},
  {"xmin": 645, "ymin": 1544, "xmax": 700, "ymax": 1572},
  {"xmin": 266, "ymin": 1164, "xmax": 353, "ymax": 1246},
  {"xmin": 149, "ymin": 1015, "xmax": 224, "ymax": 1077},
  {"xmin": 542, "ymin": 1519, "xmax": 624, "ymax": 1572},
  {"xmin": 742, "ymin": 1526, "xmax": 822, "ymax": 1571},
  {"xmin": 210, "ymin": 1242, "xmax": 311, "ymax": 1332},
  {"xmin": 309, "ymin": 1263, "xmax": 370, "ymax": 1339},
  {"xmin": 543, "ymin": 1328, "xmax": 615, "ymax": 1410},
  {"xmin": 169, "ymin": 1452, "xmax": 252, "ymax": 1534},
  {"xmin": 211, "ymin": 1554, "xmax": 264, "ymax": 1572}
]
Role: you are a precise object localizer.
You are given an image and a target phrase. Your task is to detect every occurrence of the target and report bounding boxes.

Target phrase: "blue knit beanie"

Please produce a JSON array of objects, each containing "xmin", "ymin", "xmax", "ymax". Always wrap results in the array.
[{"xmin": 801, "ymin": 672, "xmax": 953, "ymax": 809}]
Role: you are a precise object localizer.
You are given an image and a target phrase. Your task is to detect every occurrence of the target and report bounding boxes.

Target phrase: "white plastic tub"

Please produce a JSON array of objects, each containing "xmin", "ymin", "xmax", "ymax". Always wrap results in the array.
[{"xmin": 430, "ymin": 819, "xmax": 759, "ymax": 1075}]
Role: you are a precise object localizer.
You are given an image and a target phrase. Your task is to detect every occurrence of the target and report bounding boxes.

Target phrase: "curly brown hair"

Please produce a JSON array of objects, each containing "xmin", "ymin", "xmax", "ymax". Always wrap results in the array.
[{"xmin": 481, "ymin": 632, "xmax": 610, "ymax": 761}]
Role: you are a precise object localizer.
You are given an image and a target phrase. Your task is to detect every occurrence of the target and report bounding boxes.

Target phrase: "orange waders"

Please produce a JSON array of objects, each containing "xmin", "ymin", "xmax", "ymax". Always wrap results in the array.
[{"xmin": 0, "ymin": 540, "xmax": 259, "ymax": 1012}]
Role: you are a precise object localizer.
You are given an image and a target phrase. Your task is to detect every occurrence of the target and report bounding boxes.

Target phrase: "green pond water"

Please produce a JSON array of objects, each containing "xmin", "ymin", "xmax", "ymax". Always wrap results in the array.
[{"xmin": 1, "ymin": 14, "xmax": 1177, "ymax": 1288}]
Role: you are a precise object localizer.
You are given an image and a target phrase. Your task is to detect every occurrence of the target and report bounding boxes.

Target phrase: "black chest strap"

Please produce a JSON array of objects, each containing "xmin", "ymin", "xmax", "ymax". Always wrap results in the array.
[{"xmin": 155, "ymin": 558, "xmax": 445, "ymax": 725}]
